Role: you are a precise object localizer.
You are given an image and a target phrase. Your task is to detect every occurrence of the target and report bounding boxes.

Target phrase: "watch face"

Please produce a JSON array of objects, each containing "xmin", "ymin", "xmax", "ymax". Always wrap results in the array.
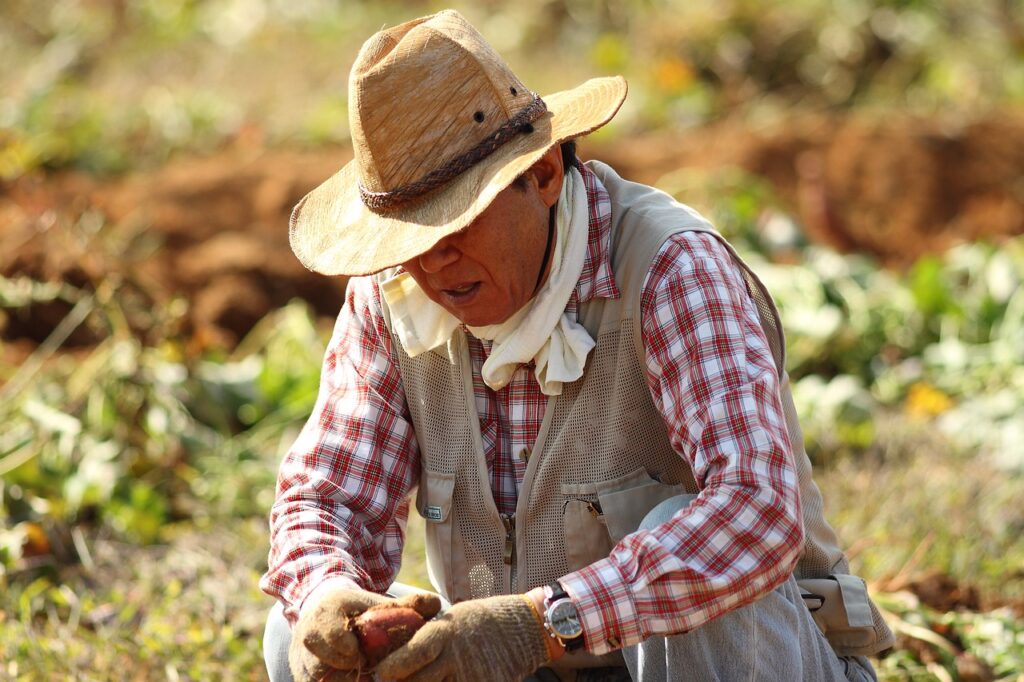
[{"xmin": 548, "ymin": 599, "xmax": 583, "ymax": 638}]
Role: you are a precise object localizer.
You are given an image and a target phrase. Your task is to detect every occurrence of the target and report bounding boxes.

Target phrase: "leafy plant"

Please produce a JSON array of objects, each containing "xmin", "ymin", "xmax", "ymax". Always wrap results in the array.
[
  {"xmin": 1, "ymin": 288, "xmax": 325, "ymax": 567},
  {"xmin": 726, "ymin": 231, "xmax": 1024, "ymax": 466}
]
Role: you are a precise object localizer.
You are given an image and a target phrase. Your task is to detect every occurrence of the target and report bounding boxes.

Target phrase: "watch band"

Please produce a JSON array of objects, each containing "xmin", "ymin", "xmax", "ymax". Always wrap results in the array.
[{"xmin": 547, "ymin": 581, "xmax": 570, "ymax": 601}]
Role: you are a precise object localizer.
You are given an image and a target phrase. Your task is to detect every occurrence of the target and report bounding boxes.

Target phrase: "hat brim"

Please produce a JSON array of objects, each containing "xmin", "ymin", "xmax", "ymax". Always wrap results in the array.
[{"xmin": 289, "ymin": 75, "xmax": 627, "ymax": 276}]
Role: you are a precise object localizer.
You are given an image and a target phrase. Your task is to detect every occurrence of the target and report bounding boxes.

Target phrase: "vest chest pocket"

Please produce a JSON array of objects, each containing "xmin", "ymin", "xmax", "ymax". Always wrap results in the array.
[
  {"xmin": 415, "ymin": 470, "xmax": 457, "ymax": 602},
  {"xmin": 560, "ymin": 481, "xmax": 615, "ymax": 573},
  {"xmin": 594, "ymin": 468, "xmax": 694, "ymax": 543},
  {"xmin": 561, "ymin": 467, "xmax": 694, "ymax": 571}
]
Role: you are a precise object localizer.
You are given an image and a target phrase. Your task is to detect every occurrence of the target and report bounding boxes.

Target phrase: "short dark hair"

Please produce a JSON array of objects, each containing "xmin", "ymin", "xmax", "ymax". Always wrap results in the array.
[
  {"xmin": 511, "ymin": 140, "xmax": 578, "ymax": 190},
  {"xmin": 560, "ymin": 139, "xmax": 579, "ymax": 172}
]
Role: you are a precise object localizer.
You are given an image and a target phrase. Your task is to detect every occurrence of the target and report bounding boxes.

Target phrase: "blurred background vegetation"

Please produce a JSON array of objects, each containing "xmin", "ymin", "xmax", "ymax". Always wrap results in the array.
[
  {"xmin": 1, "ymin": 1, "xmax": 1023, "ymax": 680},
  {"xmin": 4, "ymin": 0, "xmax": 1024, "ymax": 177}
]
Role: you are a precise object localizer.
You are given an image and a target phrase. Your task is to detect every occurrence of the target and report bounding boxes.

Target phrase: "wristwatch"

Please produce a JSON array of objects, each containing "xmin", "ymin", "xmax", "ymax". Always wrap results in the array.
[{"xmin": 543, "ymin": 582, "xmax": 585, "ymax": 651}]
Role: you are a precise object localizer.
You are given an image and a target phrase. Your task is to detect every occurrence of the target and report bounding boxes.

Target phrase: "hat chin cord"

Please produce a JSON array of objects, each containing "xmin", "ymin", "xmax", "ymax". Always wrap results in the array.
[{"xmin": 532, "ymin": 204, "xmax": 557, "ymax": 297}]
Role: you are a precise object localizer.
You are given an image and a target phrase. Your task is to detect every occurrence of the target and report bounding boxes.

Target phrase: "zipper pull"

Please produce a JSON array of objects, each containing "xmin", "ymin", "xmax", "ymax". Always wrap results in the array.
[{"xmin": 500, "ymin": 513, "xmax": 516, "ymax": 565}]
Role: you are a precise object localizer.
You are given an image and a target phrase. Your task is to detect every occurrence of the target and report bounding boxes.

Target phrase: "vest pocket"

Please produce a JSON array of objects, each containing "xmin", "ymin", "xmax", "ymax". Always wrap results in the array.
[
  {"xmin": 416, "ymin": 470, "xmax": 457, "ymax": 601},
  {"xmin": 560, "ymin": 468, "xmax": 692, "ymax": 572},
  {"xmin": 797, "ymin": 575, "xmax": 883, "ymax": 654},
  {"xmin": 594, "ymin": 467, "xmax": 692, "ymax": 543},
  {"xmin": 560, "ymin": 481, "xmax": 614, "ymax": 573}
]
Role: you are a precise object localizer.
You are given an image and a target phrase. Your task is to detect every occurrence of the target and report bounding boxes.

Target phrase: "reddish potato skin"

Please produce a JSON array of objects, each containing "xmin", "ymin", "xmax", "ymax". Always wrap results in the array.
[{"xmin": 353, "ymin": 606, "xmax": 427, "ymax": 666}]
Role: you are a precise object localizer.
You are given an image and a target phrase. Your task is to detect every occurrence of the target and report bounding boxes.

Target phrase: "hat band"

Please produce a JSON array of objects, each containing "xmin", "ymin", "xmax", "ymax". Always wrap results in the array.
[{"xmin": 359, "ymin": 94, "xmax": 548, "ymax": 213}]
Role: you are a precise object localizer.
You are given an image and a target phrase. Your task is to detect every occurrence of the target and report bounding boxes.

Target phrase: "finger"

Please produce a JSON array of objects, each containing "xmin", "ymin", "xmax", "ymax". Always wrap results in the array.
[
  {"xmin": 390, "ymin": 654, "xmax": 453, "ymax": 682},
  {"xmin": 321, "ymin": 589, "xmax": 390, "ymax": 617},
  {"xmin": 320, "ymin": 668, "xmax": 352, "ymax": 682},
  {"xmin": 304, "ymin": 624, "xmax": 363, "ymax": 669},
  {"xmin": 374, "ymin": 622, "xmax": 448, "ymax": 680},
  {"xmin": 321, "ymin": 667, "xmax": 374, "ymax": 682},
  {"xmin": 340, "ymin": 591, "xmax": 389, "ymax": 616},
  {"xmin": 392, "ymin": 591, "xmax": 443, "ymax": 620},
  {"xmin": 294, "ymin": 645, "xmax": 371, "ymax": 682},
  {"xmin": 290, "ymin": 641, "xmax": 334, "ymax": 682}
]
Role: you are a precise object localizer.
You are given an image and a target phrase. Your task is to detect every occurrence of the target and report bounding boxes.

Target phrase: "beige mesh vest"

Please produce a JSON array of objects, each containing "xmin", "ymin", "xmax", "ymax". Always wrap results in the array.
[{"xmin": 378, "ymin": 161, "xmax": 893, "ymax": 658}]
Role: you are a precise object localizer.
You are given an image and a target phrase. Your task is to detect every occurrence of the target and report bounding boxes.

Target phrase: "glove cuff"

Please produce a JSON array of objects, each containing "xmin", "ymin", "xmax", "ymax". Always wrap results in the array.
[{"xmin": 490, "ymin": 595, "xmax": 553, "ymax": 670}]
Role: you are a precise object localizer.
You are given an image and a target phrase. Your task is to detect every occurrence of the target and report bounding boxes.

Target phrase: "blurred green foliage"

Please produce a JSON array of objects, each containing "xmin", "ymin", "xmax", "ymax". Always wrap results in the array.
[
  {"xmin": 660, "ymin": 164, "xmax": 1024, "ymax": 463},
  {"xmin": 695, "ymin": 174, "xmax": 1024, "ymax": 463},
  {"xmin": 2, "ymin": 0, "xmax": 1023, "ymax": 178},
  {"xmin": 873, "ymin": 590, "xmax": 1024, "ymax": 680},
  {"xmin": 1, "ymin": 290, "xmax": 324, "ymax": 568},
  {"xmin": 0, "ymin": 517, "xmax": 270, "ymax": 680}
]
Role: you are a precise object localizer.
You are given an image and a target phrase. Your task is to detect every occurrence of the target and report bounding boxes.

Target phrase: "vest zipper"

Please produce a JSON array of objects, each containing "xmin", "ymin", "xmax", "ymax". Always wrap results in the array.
[
  {"xmin": 500, "ymin": 513, "xmax": 515, "ymax": 564},
  {"xmin": 500, "ymin": 512, "xmax": 516, "ymax": 592}
]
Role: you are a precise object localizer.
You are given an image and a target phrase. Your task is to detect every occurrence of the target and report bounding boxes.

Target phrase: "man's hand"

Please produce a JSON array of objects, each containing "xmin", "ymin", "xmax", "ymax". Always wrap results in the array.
[
  {"xmin": 375, "ymin": 594, "xmax": 551, "ymax": 682},
  {"xmin": 289, "ymin": 588, "xmax": 441, "ymax": 682}
]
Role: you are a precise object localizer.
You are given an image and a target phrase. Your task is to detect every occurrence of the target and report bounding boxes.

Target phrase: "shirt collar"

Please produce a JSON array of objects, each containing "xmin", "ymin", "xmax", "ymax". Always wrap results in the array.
[{"xmin": 571, "ymin": 161, "xmax": 619, "ymax": 307}]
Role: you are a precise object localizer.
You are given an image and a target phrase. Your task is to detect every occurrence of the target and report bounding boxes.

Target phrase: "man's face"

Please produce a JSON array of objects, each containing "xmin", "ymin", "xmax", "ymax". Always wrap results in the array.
[{"xmin": 400, "ymin": 148, "xmax": 563, "ymax": 327}]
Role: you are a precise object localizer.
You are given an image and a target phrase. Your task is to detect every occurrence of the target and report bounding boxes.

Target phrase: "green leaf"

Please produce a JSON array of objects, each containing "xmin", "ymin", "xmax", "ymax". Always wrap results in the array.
[{"xmin": 909, "ymin": 255, "xmax": 957, "ymax": 318}]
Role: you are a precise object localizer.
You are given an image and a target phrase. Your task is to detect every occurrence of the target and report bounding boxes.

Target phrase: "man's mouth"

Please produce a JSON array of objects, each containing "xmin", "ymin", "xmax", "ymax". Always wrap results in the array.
[{"xmin": 440, "ymin": 282, "xmax": 481, "ymax": 304}]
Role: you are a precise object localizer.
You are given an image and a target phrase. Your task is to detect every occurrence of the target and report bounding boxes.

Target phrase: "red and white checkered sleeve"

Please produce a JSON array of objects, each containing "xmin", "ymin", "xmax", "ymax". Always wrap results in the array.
[
  {"xmin": 559, "ymin": 232, "xmax": 803, "ymax": 654},
  {"xmin": 259, "ymin": 276, "xmax": 420, "ymax": 623}
]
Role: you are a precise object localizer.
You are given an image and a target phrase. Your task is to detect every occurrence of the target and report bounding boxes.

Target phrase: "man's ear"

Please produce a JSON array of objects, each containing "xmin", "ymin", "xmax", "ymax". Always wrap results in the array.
[{"xmin": 529, "ymin": 145, "xmax": 565, "ymax": 209}]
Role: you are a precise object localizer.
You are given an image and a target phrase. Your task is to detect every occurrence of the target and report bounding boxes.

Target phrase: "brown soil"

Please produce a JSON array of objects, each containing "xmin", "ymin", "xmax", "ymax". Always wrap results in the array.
[
  {"xmin": 590, "ymin": 110, "xmax": 1024, "ymax": 262},
  {"xmin": 2, "ymin": 146, "xmax": 350, "ymax": 351},
  {"xmin": 904, "ymin": 570, "xmax": 983, "ymax": 613},
  {"xmin": 3, "ymin": 110, "xmax": 1023, "ymax": 351}
]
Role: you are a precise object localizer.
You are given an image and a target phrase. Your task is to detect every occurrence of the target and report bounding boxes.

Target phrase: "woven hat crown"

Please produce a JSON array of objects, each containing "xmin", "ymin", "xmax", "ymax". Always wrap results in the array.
[
  {"xmin": 350, "ymin": 11, "xmax": 540, "ymax": 204},
  {"xmin": 287, "ymin": 9, "xmax": 626, "ymax": 276}
]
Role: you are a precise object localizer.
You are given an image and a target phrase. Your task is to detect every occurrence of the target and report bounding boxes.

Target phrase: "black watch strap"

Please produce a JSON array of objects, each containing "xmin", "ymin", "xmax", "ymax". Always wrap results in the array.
[{"xmin": 547, "ymin": 581, "xmax": 570, "ymax": 602}]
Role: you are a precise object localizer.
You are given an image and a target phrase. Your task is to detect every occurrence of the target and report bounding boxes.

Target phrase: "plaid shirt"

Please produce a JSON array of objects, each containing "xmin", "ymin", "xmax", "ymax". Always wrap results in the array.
[{"xmin": 261, "ymin": 164, "xmax": 803, "ymax": 654}]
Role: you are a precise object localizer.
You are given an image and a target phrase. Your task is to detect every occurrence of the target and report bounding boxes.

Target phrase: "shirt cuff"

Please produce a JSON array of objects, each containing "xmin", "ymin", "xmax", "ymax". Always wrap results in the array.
[{"xmin": 559, "ymin": 557, "xmax": 641, "ymax": 655}]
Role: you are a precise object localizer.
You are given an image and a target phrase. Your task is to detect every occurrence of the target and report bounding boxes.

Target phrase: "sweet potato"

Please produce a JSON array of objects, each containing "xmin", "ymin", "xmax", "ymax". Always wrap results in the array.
[{"xmin": 352, "ymin": 604, "xmax": 428, "ymax": 666}]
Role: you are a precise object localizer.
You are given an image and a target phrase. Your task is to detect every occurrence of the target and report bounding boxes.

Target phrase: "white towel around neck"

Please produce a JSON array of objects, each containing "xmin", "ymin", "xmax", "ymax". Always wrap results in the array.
[{"xmin": 380, "ymin": 166, "xmax": 595, "ymax": 396}]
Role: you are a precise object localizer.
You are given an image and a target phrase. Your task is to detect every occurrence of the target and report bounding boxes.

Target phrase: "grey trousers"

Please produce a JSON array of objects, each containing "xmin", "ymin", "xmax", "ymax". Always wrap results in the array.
[
  {"xmin": 618, "ymin": 573, "xmax": 876, "ymax": 682},
  {"xmin": 264, "ymin": 575, "xmax": 875, "ymax": 682},
  {"xmin": 615, "ymin": 494, "xmax": 877, "ymax": 682}
]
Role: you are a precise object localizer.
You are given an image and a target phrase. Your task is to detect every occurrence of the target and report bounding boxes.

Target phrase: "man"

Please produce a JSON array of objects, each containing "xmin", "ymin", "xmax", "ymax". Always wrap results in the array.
[{"xmin": 261, "ymin": 10, "xmax": 893, "ymax": 682}]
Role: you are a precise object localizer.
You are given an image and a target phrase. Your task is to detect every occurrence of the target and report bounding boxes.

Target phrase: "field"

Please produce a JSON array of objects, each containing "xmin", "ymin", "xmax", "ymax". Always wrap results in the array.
[{"xmin": 2, "ymin": 1, "xmax": 1024, "ymax": 680}]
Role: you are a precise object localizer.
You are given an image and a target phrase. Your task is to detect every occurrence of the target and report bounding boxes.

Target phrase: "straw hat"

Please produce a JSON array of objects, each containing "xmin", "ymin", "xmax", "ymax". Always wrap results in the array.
[{"xmin": 289, "ymin": 9, "xmax": 627, "ymax": 276}]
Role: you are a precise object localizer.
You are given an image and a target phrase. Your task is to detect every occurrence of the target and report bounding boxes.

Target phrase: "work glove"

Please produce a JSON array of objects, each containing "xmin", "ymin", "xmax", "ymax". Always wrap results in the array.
[
  {"xmin": 376, "ymin": 594, "xmax": 551, "ymax": 682},
  {"xmin": 289, "ymin": 588, "xmax": 442, "ymax": 682}
]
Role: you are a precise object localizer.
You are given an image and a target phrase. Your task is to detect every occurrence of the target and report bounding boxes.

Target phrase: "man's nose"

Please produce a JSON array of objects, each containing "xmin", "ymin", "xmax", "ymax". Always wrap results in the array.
[{"xmin": 417, "ymin": 236, "xmax": 460, "ymax": 273}]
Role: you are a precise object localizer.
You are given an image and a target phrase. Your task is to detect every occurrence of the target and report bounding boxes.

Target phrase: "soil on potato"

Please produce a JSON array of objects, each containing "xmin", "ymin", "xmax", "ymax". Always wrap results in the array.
[{"xmin": 3, "ymin": 110, "xmax": 1023, "ymax": 353}]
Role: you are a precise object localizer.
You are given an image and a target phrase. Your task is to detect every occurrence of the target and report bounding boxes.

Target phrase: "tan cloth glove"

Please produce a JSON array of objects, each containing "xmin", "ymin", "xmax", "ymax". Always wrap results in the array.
[
  {"xmin": 375, "ymin": 594, "xmax": 551, "ymax": 682},
  {"xmin": 289, "ymin": 588, "xmax": 441, "ymax": 682}
]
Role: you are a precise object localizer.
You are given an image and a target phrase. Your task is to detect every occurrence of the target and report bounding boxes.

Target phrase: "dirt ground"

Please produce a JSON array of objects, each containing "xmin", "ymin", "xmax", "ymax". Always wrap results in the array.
[{"xmin": 3, "ymin": 110, "xmax": 1023, "ymax": 350}]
